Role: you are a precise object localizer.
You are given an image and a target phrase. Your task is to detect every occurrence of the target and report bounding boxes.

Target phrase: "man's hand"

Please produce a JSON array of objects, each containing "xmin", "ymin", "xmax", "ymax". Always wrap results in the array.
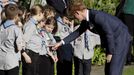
[
  {"xmin": 106, "ymin": 54, "xmax": 112, "ymax": 63},
  {"xmin": 52, "ymin": 41, "xmax": 63, "ymax": 50}
]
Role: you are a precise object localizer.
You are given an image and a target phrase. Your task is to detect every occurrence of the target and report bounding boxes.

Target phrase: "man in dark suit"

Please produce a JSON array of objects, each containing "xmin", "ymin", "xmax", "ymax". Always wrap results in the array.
[{"xmin": 52, "ymin": 1, "xmax": 131, "ymax": 75}]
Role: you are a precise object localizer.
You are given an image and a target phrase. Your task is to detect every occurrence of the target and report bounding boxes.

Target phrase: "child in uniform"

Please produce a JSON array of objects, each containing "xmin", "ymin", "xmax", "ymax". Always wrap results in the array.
[
  {"xmin": 39, "ymin": 17, "xmax": 58, "ymax": 75},
  {"xmin": 0, "ymin": 4, "xmax": 25, "ymax": 75},
  {"xmin": 22, "ymin": 4, "xmax": 44, "ymax": 75},
  {"xmin": 73, "ymin": 25, "xmax": 100, "ymax": 75}
]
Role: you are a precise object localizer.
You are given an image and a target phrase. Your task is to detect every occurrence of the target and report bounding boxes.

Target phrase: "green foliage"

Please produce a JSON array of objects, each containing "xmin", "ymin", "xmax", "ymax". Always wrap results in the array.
[
  {"xmin": 34, "ymin": 0, "xmax": 42, "ymax": 5},
  {"xmin": 92, "ymin": 46, "xmax": 106, "ymax": 65},
  {"xmin": 83, "ymin": 0, "xmax": 119, "ymax": 15},
  {"xmin": 19, "ymin": 0, "xmax": 31, "ymax": 9}
]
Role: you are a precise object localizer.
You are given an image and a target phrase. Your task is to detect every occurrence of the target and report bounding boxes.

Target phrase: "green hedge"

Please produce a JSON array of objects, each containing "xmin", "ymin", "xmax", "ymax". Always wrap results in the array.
[
  {"xmin": 92, "ymin": 46, "xmax": 106, "ymax": 65},
  {"xmin": 83, "ymin": 0, "xmax": 119, "ymax": 15}
]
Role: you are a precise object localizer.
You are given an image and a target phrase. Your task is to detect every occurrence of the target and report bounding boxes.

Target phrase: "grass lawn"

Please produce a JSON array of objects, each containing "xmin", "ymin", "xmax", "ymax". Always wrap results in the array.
[
  {"xmin": 91, "ymin": 64, "xmax": 134, "ymax": 75},
  {"xmin": 123, "ymin": 65, "xmax": 134, "ymax": 75}
]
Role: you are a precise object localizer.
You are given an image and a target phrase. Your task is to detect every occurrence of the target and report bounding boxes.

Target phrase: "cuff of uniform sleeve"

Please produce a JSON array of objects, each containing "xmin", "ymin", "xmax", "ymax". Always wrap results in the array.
[
  {"xmin": 61, "ymin": 40, "xmax": 65, "ymax": 45},
  {"xmin": 21, "ymin": 49, "xmax": 25, "ymax": 54}
]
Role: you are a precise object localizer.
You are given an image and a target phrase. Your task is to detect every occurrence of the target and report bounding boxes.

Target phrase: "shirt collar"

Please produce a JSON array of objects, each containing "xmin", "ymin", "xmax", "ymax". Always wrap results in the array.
[
  {"xmin": 86, "ymin": 10, "xmax": 89, "ymax": 21},
  {"xmin": 30, "ymin": 17, "xmax": 38, "ymax": 25},
  {"xmin": 3, "ymin": 20, "xmax": 15, "ymax": 28}
]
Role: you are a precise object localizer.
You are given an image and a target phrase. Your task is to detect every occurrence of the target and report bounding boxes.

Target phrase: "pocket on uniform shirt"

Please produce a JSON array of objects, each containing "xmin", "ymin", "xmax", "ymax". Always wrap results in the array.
[{"xmin": 0, "ymin": 50, "xmax": 6, "ymax": 66}]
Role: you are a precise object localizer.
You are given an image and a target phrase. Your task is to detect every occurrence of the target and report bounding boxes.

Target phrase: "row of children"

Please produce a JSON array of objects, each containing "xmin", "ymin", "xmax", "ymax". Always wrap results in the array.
[
  {"xmin": 0, "ymin": 2, "xmax": 100, "ymax": 75},
  {"xmin": 0, "ymin": 3, "xmax": 58, "ymax": 75}
]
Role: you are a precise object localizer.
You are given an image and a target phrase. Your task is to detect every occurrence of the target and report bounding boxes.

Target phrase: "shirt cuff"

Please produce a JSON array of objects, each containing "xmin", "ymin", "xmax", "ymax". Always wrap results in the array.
[{"xmin": 61, "ymin": 40, "xmax": 65, "ymax": 45}]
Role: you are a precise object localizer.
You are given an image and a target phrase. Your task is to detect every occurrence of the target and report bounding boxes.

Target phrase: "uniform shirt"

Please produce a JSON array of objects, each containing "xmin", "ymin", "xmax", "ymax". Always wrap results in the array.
[
  {"xmin": 0, "ymin": 20, "xmax": 24, "ymax": 70},
  {"xmin": 23, "ymin": 17, "xmax": 42, "ymax": 53},
  {"xmin": 39, "ymin": 30, "xmax": 57, "ymax": 56},
  {"xmin": 55, "ymin": 17, "xmax": 73, "ymax": 39},
  {"xmin": 73, "ymin": 25, "xmax": 100, "ymax": 60}
]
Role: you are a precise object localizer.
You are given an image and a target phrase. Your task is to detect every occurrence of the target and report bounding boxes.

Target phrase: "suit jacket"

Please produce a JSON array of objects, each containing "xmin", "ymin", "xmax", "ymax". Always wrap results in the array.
[
  {"xmin": 63, "ymin": 9, "xmax": 131, "ymax": 54},
  {"xmin": 46, "ymin": 0, "xmax": 70, "ymax": 15}
]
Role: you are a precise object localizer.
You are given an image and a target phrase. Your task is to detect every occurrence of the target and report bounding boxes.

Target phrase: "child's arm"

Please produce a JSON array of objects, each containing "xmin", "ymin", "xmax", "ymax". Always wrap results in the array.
[
  {"xmin": 53, "ymin": 51, "xmax": 58, "ymax": 62},
  {"xmin": 15, "ymin": 27, "xmax": 32, "ymax": 63},
  {"xmin": 47, "ymin": 50, "xmax": 58, "ymax": 62},
  {"xmin": 15, "ymin": 27, "xmax": 25, "ymax": 51},
  {"xmin": 21, "ymin": 50, "xmax": 32, "ymax": 63},
  {"xmin": 47, "ymin": 50, "xmax": 55, "ymax": 61}
]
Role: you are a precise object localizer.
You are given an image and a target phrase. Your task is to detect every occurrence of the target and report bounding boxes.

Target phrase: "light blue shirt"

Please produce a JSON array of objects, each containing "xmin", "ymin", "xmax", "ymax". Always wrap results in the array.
[
  {"xmin": 23, "ymin": 17, "xmax": 42, "ymax": 53},
  {"xmin": 0, "ymin": 20, "xmax": 24, "ymax": 70},
  {"xmin": 39, "ymin": 30, "xmax": 57, "ymax": 56},
  {"xmin": 55, "ymin": 17, "xmax": 73, "ymax": 39}
]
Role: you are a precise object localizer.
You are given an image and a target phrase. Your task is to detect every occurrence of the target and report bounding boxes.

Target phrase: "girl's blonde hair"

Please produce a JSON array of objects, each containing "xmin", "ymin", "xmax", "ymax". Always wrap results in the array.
[
  {"xmin": 43, "ymin": 5, "xmax": 56, "ymax": 19},
  {"xmin": 30, "ymin": 4, "xmax": 44, "ymax": 16}
]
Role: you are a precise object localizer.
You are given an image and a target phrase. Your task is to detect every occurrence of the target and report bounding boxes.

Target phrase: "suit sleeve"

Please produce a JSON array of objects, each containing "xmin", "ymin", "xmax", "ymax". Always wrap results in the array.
[
  {"xmin": 95, "ymin": 13, "xmax": 115, "ymax": 54},
  {"xmin": 63, "ymin": 20, "xmax": 88, "ymax": 44}
]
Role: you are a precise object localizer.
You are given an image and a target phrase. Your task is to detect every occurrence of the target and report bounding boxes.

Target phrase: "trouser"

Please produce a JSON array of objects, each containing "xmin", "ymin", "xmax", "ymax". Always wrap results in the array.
[
  {"xmin": 105, "ymin": 41, "xmax": 130, "ymax": 75},
  {"xmin": 0, "ymin": 67, "xmax": 19, "ymax": 75},
  {"xmin": 57, "ymin": 60, "xmax": 72, "ymax": 75},
  {"xmin": 22, "ymin": 49, "xmax": 39, "ymax": 75},
  {"xmin": 39, "ymin": 55, "xmax": 54, "ymax": 75},
  {"xmin": 74, "ymin": 57, "xmax": 91, "ymax": 75}
]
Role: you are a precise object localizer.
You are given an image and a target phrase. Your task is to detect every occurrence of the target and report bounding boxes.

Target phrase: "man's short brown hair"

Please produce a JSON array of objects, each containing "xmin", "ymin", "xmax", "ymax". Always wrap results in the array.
[
  {"xmin": 4, "ymin": 4, "xmax": 19, "ymax": 20},
  {"xmin": 69, "ymin": 0, "xmax": 86, "ymax": 15}
]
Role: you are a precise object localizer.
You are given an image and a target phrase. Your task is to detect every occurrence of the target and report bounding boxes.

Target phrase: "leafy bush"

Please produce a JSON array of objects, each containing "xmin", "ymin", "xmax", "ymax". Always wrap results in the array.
[
  {"xmin": 83, "ymin": 0, "xmax": 119, "ymax": 15},
  {"xmin": 92, "ymin": 46, "xmax": 106, "ymax": 65}
]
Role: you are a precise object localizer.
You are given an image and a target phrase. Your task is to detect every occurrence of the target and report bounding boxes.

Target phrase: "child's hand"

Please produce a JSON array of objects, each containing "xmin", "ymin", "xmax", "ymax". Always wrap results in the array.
[
  {"xmin": 47, "ymin": 51, "xmax": 55, "ymax": 62},
  {"xmin": 54, "ymin": 56, "xmax": 58, "ymax": 62},
  {"xmin": 51, "ymin": 56, "xmax": 58, "ymax": 62},
  {"xmin": 24, "ymin": 55, "xmax": 32, "ymax": 64},
  {"xmin": 47, "ymin": 51, "xmax": 58, "ymax": 62},
  {"xmin": 22, "ymin": 52, "xmax": 32, "ymax": 63},
  {"xmin": 49, "ymin": 54, "xmax": 56, "ymax": 62}
]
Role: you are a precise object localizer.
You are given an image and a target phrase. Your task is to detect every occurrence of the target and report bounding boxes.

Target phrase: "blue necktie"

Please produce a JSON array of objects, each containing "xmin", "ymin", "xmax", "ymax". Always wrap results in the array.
[{"xmin": 84, "ymin": 32, "xmax": 89, "ymax": 51}]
